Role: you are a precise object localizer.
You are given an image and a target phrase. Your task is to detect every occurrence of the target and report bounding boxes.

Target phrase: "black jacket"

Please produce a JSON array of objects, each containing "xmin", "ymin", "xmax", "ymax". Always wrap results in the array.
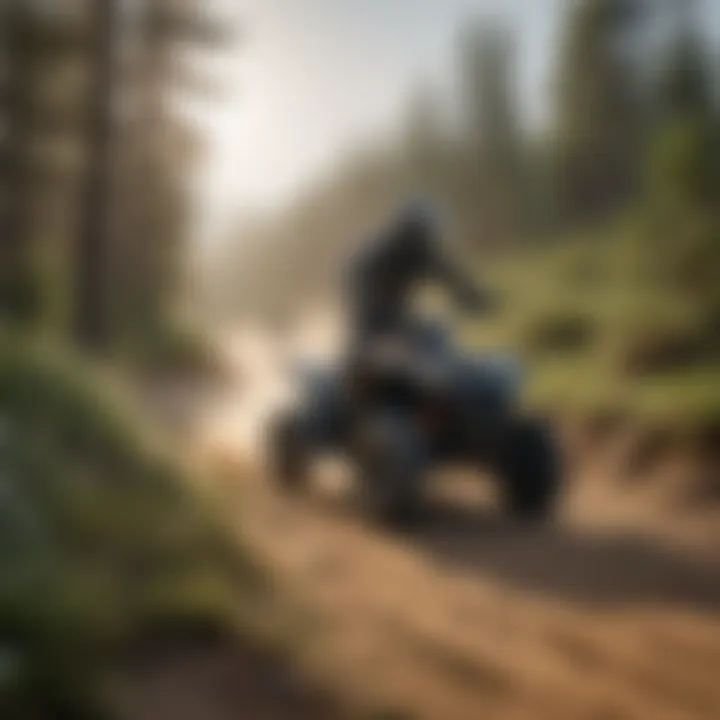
[{"xmin": 346, "ymin": 213, "xmax": 486, "ymax": 343}]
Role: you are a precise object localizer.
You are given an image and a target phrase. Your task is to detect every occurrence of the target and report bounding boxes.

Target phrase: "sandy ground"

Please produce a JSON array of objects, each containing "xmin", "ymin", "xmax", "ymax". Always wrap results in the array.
[
  {"xmin": 115, "ymin": 638, "xmax": 344, "ymax": 720},
  {"xmin": 192, "ymin": 319, "xmax": 720, "ymax": 720},
  {"xmin": 211, "ymin": 467, "xmax": 717, "ymax": 720}
]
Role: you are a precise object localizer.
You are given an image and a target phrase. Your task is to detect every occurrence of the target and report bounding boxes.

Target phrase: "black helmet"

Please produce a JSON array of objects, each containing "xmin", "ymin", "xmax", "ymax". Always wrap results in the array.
[
  {"xmin": 392, "ymin": 196, "xmax": 446, "ymax": 262},
  {"xmin": 398, "ymin": 196, "xmax": 444, "ymax": 237}
]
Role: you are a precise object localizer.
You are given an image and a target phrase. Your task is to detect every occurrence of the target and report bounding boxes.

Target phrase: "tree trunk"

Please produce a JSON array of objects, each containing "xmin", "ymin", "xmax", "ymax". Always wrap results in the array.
[
  {"xmin": 0, "ymin": 1, "xmax": 33, "ymax": 323},
  {"xmin": 74, "ymin": 0, "xmax": 120, "ymax": 351}
]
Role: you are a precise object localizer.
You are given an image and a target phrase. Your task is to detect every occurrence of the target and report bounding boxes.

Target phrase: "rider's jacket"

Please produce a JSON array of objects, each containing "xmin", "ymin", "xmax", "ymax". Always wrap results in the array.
[{"xmin": 345, "ymin": 205, "xmax": 484, "ymax": 346}]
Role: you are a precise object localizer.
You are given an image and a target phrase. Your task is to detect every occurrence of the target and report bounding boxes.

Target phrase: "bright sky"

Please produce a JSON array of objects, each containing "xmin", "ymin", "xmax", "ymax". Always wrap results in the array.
[{"xmin": 196, "ymin": 0, "xmax": 720, "ymax": 240}]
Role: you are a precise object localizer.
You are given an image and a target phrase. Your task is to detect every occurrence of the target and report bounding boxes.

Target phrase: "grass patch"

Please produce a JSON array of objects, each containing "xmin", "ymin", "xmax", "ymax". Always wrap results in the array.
[
  {"xmin": 462, "ymin": 220, "xmax": 720, "ymax": 434},
  {"xmin": 0, "ymin": 338, "xmax": 266, "ymax": 718},
  {"xmin": 122, "ymin": 320, "xmax": 229, "ymax": 383}
]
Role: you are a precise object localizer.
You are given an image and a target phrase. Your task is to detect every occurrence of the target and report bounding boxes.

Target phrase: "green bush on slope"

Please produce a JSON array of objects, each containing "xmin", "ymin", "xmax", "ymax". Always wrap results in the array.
[
  {"xmin": 0, "ymin": 341, "xmax": 264, "ymax": 718},
  {"xmin": 461, "ymin": 221, "xmax": 720, "ymax": 430}
]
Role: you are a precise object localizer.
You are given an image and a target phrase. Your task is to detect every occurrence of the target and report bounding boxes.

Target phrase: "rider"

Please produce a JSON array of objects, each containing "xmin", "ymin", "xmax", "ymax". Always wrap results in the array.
[{"xmin": 345, "ymin": 197, "xmax": 492, "ymax": 355}]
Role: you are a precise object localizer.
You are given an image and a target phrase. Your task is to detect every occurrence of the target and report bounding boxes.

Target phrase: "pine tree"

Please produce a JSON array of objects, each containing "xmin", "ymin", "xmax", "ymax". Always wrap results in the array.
[
  {"xmin": 74, "ymin": 0, "xmax": 121, "ymax": 351},
  {"xmin": 403, "ymin": 84, "xmax": 446, "ymax": 191},
  {"xmin": 456, "ymin": 22, "xmax": 525, "ymax": 249},
  {"xmin": 650, "ymin": 3, "xmax": 717, "ymax": 210},
  {"xmin": 644, "ymin": 4, "xmax": 720, "ymax": 331},
  {"xmin": 108, "ymin": 0, "xmax": 233, "ymax": 345},
  {"xmin": 552, "ymin": 0, "xmax": 644, "ymax": 228},
  {"xmin": 0, "ymin": 0, "xmax": 233, "ymax": 351},
  {"xmin": 658, "ymin": 3, "xmax": 714, "ymax": 124},
  {"xmin": 0, "ymin": 1, "xmax": 38, "ymax": 324},
  {"xmin": 0, "ymin": 0, "xmax": 87, "ymax": 327}
]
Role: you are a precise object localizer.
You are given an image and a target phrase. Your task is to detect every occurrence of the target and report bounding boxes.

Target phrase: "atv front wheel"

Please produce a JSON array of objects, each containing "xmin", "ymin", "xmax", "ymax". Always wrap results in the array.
[{"xmin": 355, "ymin": 412, "xmax": 427, "ymax": 527}]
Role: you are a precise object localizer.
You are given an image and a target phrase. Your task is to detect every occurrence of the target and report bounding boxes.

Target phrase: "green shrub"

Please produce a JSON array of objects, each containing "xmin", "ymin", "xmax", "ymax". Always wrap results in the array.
[
  {"xmin": 470, "ymin": 215, "xmax": 720, "ymax": 432},
  {"xmin": 0, "ymin": 340, "xmax": 263, "ymax": 717},
  {"xmin": 518, "ymin": 309, "xmax": 597, "ymax": 355},
  {"xmin": 126, "ymin": 320, "xmax": 228, "ymax": 382}
]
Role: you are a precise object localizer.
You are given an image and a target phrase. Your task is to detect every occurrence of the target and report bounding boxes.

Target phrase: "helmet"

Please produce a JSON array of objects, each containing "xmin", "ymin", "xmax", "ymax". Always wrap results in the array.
[
  {"xmin": 398, "ymin": 196, "xmax": 445, "ymax": 238},
  {"xmin": 392, "ymin": 195, "xmax": 446, "ymax": 262}
]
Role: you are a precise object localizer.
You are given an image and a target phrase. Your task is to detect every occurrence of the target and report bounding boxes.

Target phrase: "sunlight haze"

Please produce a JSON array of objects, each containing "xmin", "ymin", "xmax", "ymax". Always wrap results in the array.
[{"xmin": 198, "ymin": 0, "xmax": 720, "ymax": 240}]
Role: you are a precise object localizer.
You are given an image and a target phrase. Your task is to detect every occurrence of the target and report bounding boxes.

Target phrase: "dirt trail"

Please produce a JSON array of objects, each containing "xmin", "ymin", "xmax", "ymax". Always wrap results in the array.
[
  {"xmin": 115, "ymin": 639, "xmax": 345, "ymax": 720},
  {"xmin": 214, "ymin": 466, "xmax": 718, "ymax": 720},
  {"xmin": 198, "ymin": 321, "xmax": 720, "ymax": 720}
]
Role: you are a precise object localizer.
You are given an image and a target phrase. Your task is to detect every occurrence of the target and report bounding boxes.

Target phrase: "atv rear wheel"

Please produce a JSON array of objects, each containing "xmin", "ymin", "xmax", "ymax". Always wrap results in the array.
[{"xmin": 498, "ymin": 418, "xmax": 562, "ymax": 522}]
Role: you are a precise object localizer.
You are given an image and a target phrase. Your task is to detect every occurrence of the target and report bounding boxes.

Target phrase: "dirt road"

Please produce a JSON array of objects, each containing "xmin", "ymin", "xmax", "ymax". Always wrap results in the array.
[
  {"xmin": 200, "ymin": 322, "xmax": 720, "ymax": 720},
  {"xmin": 210, "ymin": 464, "xmax": 717, "ymax": 720}
]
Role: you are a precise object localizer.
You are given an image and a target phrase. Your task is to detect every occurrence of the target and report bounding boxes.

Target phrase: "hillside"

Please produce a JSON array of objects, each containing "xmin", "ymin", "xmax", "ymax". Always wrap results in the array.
[{"xmin": 0, "ymin": 339, "xmax": 341, "ymax": 719}]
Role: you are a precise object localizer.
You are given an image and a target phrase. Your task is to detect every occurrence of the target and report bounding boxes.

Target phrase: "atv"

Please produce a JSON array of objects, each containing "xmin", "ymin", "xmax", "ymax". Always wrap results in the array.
[{"xmin": 267, "ymin": 318, "xmax": 562, "ymax": 526}]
